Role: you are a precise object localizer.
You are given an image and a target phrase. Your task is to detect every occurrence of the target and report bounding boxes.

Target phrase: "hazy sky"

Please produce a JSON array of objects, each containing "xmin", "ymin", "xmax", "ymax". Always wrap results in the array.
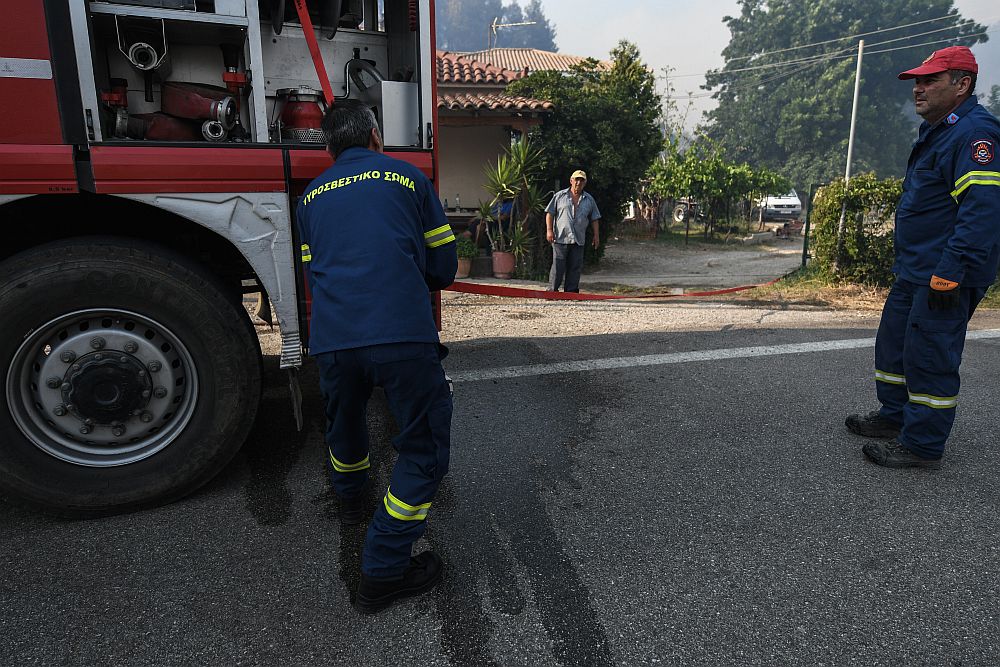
[{"xmin": 527, "ymin": 0, "xmax": 1000, "ymax": 129}]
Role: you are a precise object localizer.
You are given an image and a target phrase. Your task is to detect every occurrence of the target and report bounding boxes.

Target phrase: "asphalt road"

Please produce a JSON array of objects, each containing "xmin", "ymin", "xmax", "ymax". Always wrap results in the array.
[{"xmin": 3, "ymin": 308, "xmax": 1000, "ymax": 666}]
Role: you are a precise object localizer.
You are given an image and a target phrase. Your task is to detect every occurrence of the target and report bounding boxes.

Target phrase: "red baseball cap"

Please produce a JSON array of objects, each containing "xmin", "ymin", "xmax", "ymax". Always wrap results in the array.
[{"xmin": 898, "ymin": 45, "xmax": 978, "ymax": 80}]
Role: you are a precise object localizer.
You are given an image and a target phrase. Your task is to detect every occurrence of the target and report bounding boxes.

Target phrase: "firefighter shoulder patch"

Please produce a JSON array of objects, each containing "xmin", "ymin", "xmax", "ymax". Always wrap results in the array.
[{"xmin": 971, "ymin": 139, "xmax": 994, "ymax": 165}]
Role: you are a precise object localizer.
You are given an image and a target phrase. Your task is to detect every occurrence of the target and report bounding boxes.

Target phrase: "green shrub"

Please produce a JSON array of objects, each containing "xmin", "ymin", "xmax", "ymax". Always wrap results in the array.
[
  {"xmin": 810, "ymin": 173, "xmax": 902, "ymax": 287},
  {"xmin": 455, "ymin": 236, "xmax": 478, "ymax": 259}
]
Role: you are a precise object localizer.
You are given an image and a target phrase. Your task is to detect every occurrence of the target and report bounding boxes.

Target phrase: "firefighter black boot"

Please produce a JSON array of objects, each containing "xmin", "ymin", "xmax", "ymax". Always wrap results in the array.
[
  {"xmin": 339, "ymin": 493, "xmax": 367, "ymax": 526},
  {"xmin": 862, "ymin": 439, "xmax": 942, "ymax": 469},
  {"xmin": 354, "ymin": 551, "xmax": 443, "ymax": 614},
  {"xmin": 845, "ymin": 410, "xmax": 901, "ymax": 439}
]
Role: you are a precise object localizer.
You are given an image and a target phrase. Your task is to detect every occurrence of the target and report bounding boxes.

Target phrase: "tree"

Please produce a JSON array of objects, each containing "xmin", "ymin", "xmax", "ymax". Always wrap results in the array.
[
  {"xmin": 987, "ymin": 84, "xmax": 1000, "ymax": 117},
  {"xmin": 646, "ymin": 137, "xmax": 789, "ymax": 237},
  {"xmin": 436, "ymin": 0, "xmax": 501, "ymax": 52},
  {"xmin": 436, "ymin": 0, "xmax": 556, "ymax": 52},
  {"xmin": 703, "ymin": 0, "xmax": 988, "ymax": 189},
  {"xmin": 505, "ymin": 0, "xmax": 557, "ymax": 51},
  {"xmin": 508, "ymin": 41, "xmax": 663, "ymax": 264}
]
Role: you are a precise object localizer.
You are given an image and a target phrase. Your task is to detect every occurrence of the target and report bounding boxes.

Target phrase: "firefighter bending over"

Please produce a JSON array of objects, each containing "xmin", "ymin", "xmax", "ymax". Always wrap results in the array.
[{"xmin": 296, "ymin": 99, "xmax": 457, "ymax": 613}]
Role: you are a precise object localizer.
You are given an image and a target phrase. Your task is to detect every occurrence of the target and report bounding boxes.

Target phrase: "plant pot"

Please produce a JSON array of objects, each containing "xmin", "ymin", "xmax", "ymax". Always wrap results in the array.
[
  {"xmin": 491, "ymin": 250, "xmax": 516, "ymax": 279},
  {"xmin": 455, "ymin": 257, "xmax": 472, "ymax": 279}
]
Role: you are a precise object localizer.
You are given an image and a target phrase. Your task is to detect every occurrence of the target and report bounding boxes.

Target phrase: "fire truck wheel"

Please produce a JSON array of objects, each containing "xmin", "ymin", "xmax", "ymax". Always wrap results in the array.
[{"xmin": 0, "ymin": 238, "xmax": 262, "ymax": 517}]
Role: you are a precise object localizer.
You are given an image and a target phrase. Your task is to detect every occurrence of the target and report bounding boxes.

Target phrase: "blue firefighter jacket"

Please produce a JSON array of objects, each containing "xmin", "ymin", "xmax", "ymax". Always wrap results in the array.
[
  {"xmin": 295, "ymin": 147, "xmax": 457, "ymax": 354},
  {"xmin": 894, "ymin": 95, "xmax": 1000, "ymax": 287}
]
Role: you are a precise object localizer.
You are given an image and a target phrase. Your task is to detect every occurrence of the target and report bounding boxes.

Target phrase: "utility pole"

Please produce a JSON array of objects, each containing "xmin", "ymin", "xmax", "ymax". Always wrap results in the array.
[
  {"xmin": 844, "ymin": 39, "xmax": 865, "ymax": 184},
  {"xmin": 833, "ymin": 39, "xmax": 865, "ymax": 274}
]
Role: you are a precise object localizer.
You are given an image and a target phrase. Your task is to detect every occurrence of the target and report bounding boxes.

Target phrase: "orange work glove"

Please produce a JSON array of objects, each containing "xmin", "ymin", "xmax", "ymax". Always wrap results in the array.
[{"xmin": 927, "ymin": 275, "xmax": 960, "ymax": 310}]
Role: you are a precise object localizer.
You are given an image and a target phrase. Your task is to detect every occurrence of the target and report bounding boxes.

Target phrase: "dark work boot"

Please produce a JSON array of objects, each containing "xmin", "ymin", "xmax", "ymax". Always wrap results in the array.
[
  {"xmin": 846, "ymin": 410, "xmax": 901, "ymax": 439},
  {"xmin": 340, "ymin": 493, "xmax": 367, "ymax": 526},
  {"xmin": 354, "ymin": 551, "xmax": 443, "ymax": 614},
  {"xmin": 862, "ymin": 439, "xmax": 942, "ymax": 469}
]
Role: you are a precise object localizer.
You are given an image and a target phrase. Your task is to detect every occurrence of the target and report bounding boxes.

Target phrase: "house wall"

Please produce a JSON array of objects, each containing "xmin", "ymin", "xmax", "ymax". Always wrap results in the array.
[{"xmin": 437, "ymin": 124, "xmax": 511, "ymax": 212}]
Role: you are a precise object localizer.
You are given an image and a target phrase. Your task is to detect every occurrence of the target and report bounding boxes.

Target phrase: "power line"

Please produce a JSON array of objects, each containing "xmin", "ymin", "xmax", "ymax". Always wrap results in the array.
[
  {"xmin": 865, "ymin": 29, "xmax": 997, "ymax": 57},
  {"xmin": 675, "ymin": 28, "xmax": 998, "ymax": 100},
  {"xmin": 670, "ymin": 17, "xmax": 997, "ymax": 79},
  {"xmin": 672, "ymin": 17, "xmax": 996, "ymax": 80},
  {"xmin": 726, "ymin": 13, "xmax": 966, "ymax": 64}
]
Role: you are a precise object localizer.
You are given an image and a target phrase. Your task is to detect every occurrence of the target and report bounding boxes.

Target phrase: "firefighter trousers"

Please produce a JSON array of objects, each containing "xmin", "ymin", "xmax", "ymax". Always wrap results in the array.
[
  {"xmin": 316, "ymin": 342, "xmax": 452, "ymax": 578},
  {"xmin": 874, "ymin": 278, "xmax": 985, "ymax": 459}
]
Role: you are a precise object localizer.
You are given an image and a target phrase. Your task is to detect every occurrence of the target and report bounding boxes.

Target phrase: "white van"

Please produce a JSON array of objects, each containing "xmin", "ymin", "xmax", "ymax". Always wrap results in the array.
[{"xmin": 758, "ymin": 190, "xmax": 802, "ymax": 220}]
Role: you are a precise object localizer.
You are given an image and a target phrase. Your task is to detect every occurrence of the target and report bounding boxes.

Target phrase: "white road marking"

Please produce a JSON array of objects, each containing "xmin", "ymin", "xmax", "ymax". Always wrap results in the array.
[{"xmin": 451, "ymin": 329, "xmax": 1000, "ymax": 383}]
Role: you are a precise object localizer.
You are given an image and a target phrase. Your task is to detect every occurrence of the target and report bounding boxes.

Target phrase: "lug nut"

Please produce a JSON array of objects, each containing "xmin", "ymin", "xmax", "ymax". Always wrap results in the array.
[
  {"xmin": 119, "ymin": 356, "xmax": 128, "ymax": 363},
  {"xmin": 79, "ymin": 424, "xmax": 92, "ymax": 435},
  {"xmin": 148, "ymin": 361, "xmax": 162, "ymax": 372},
  {"xmin": 140, "ymin": 412, "xmax": 154, "ymax": 423},
  {"xmin": 112, "ymin": 425, "xmax": 126, "ymax": 437},
  {"xmin": 138, "ymin": 370, "xmax": 148, "ymax": 378},
  {"xmin": 53, "ymin": 405, "xmax": 67, "ymax": 417},
  {"xmin": 65, "ymin": 404, "xmax": 75, "ymax": 412},
  {"xmin": 94, "ymin": 353, "xmax": 103, "ymax": 361},
  {"xmin": 153, "ymin": 387, "xmax": 167, "ymax": 399},
  {"xmin": 123, "ymin": 342, "xmax": 138, "ymax": 353},
  {"xmin": 46, "ymin": 377, "xmax": 62, "ymax": 389},
  {"xmin": 60, "ymin": 350, "xmax": 77, "ymax": 363},
  {"xmin": 142, "ymin": 389, "xmax": 151, "ymax": 399},
  {"xmin": 61, "ymin": 382, "xmax": 71, "ymax": 392},
  {"xmin": 90, "ymin": 337, "xmax": 106, "ymax": 350},
  {"xmin": 71, "ymin": 364, "xmax": 81, "ymax": 373}
]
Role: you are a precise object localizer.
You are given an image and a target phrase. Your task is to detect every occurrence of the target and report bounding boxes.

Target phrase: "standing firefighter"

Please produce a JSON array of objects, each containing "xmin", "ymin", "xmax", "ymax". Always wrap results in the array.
[
  {"xmin": 846, "ymin": 46, "xmax": 1000, "ymax": 468},
  {"xmin": 296, "ymin": 99, "xmax": 457, "ymax": 612}
]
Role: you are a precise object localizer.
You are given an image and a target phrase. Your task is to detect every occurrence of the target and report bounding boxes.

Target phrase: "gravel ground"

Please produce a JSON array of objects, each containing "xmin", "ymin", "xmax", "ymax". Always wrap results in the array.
[
  {"xmin": 582, "ymin": 235, "xmax": 805, "ymax": 289},
  {"xmin": 438, "ymin": 293, "xmax": 895, "ymax": 345}
]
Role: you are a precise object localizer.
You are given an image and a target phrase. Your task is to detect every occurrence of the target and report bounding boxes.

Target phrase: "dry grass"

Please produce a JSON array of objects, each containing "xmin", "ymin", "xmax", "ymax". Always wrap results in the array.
[
  {"xmin": 601, "ymin": 269, "xmax": 887, "ymax": 310},
  {"xmin": 724, "ymin": 281, "xmax": 888, "ymax": 310}
]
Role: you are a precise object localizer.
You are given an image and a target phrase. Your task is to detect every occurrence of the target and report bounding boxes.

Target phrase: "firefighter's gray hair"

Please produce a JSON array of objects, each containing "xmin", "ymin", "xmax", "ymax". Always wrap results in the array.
[
  {"xmin": 948, "ymin": 69, "xmax": 977, "ymax": 94},
  {"xmin": 322, "ymin": 99, "xmax": 381, "ymax": 158}
]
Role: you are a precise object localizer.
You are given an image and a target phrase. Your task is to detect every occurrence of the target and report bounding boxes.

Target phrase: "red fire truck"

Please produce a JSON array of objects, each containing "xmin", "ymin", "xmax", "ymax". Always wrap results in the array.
[{"xmin": 0, "ymin": 0, "xmax": 440, "ymax": 515}]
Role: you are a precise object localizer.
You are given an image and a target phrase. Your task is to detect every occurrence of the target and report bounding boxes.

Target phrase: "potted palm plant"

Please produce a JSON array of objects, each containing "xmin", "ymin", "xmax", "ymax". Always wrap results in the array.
[
  {"xmin": 454, "ymin": 236, "xmax": 477, "ymax": 279},
  {"xmin": 481, "ymin": 139, "xmax": 545, "ymax": 279}
]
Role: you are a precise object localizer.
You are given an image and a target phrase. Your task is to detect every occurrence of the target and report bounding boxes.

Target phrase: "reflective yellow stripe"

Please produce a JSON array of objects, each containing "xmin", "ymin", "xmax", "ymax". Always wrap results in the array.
[
  {"xmin": 875, "ymin": 369, "xmax": 906, "ymax": 385},
  {"xmin": 908, "ymin": 391, "xmax": 958, "ymax": 409},
  {"xmin": 951, "ymin": 170, "xmax": 1000, "ymax": 200},
  {"xmin": 329, "ymin": 450, "xmax": 370, "ymax": 473},
  {"xmin": 427, "ymin": 233, "xmax": 456, "ymax": 248},
  {"xmin": 424, "ymin": 224, "xmax": 456, "ymax": 248},
  {"xmin": 301, "ymin": 243, "xmax": 312, "ymax": 263},
  {"xmin": 424, "ymin": 224, "xmax": 451, "ymax": 239},
  {"xmin": 383, "ymin": 487, "xmax": 431, "ymax": 521}
]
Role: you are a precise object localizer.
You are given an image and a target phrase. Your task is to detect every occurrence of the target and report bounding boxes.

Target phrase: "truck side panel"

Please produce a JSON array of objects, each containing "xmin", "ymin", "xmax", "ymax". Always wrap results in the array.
[
  {"xmin": 90, "ymin": 146, "xmax": 286, "ymax": 194},
  {"xmin": 0, "ymin": 146, "xmax": 77, "ymax": 195},
  {"xmin": 0, "ymin": 3, "xmax": 63, "ymax": 145}
]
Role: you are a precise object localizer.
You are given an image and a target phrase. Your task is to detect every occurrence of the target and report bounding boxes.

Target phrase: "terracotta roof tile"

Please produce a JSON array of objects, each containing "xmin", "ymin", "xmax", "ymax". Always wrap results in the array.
[
  {"xmin": 456, "ymin": 48, "xmax": 610, "ymax": 74},
  {"xmin": 436, "ymin": 50, "xmax": 527, "ymax": 85},
  {"xmin": 437, "ymin": 91, "xmax": 554, "ymax": 112}
]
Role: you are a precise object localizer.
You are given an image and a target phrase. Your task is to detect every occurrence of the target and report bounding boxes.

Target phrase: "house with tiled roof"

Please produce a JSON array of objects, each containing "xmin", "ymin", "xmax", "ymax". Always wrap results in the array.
[{"xmin": 436, "ymin": 50, "xmax": 553, "ymax": 219}]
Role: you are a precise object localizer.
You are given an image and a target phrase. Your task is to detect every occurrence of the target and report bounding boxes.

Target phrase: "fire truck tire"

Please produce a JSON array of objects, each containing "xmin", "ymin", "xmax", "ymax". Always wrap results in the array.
[{"xmin": 0, "ymin": 237, "xmax": 262, "ymax": 517}]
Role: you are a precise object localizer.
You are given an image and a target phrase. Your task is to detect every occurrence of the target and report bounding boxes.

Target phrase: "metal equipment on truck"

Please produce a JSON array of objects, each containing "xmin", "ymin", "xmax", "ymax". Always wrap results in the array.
[{"xmin": 0, "ymin": 0, "xmax": 439, "ymax": 515}]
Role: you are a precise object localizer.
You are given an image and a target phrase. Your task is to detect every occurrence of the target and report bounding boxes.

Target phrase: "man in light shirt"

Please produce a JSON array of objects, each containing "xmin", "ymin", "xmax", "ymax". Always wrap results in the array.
[{"xmin": 545, "ymin": 169, "xmax": 602, "ymax": 292}]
